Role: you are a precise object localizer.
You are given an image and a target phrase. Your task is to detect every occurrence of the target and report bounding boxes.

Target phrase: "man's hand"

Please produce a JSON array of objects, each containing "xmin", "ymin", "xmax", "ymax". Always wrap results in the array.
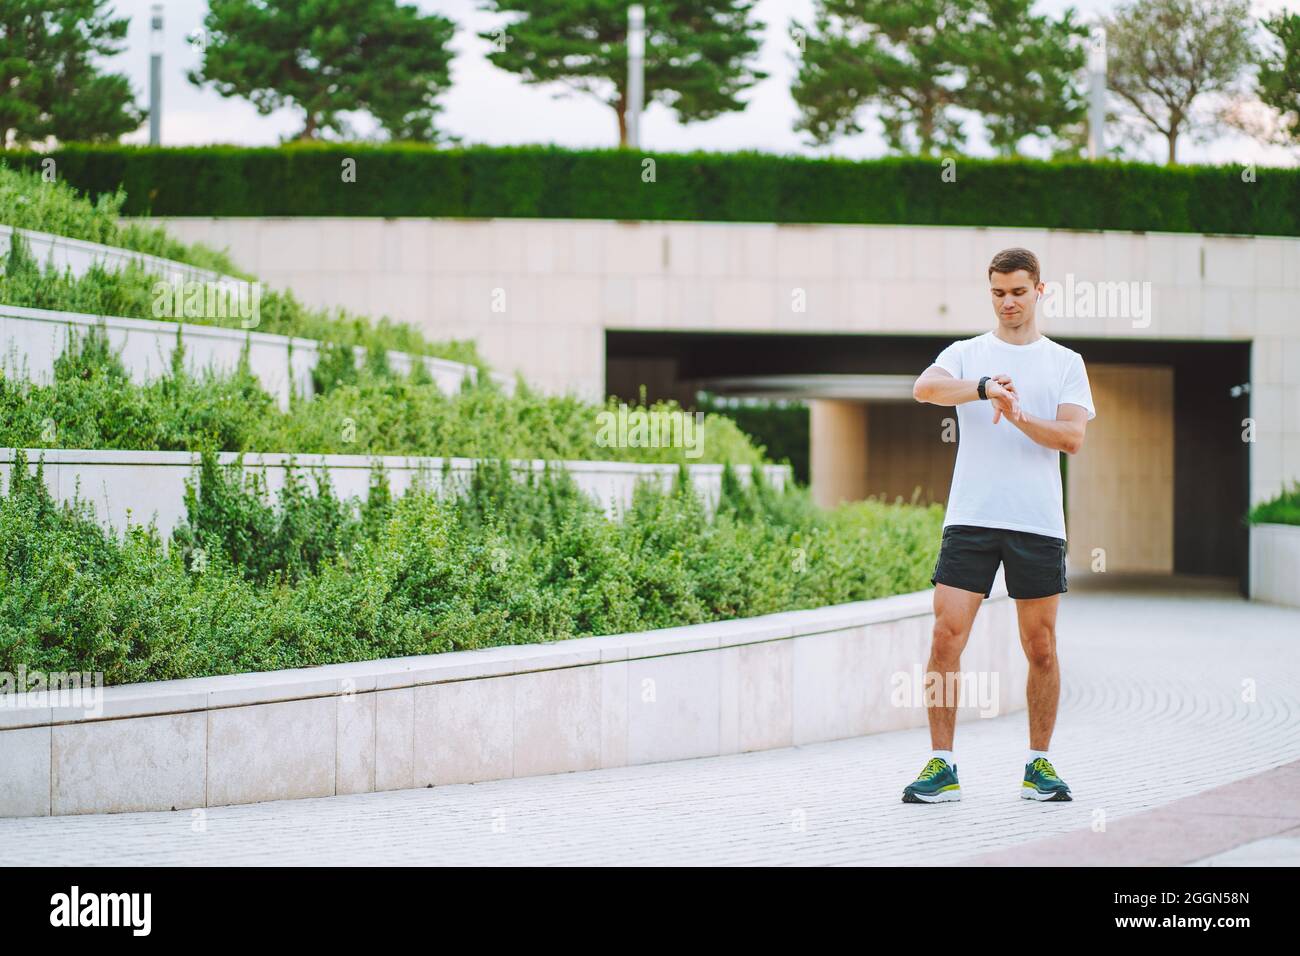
[
  {"xmin": 998, "ymin": 402, "xmax": 1088, "ymax": 454},
  {"xmin": 986, "ymin": 374, "xmax": 1023, "ymax": 423}
]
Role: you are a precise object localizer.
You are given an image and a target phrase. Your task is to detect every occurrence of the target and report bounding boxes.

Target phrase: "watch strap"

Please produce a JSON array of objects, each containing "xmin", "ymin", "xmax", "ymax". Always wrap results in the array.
[{"xmin": 977, "ymin": 375, "xmax": 991, "ymax": 400}]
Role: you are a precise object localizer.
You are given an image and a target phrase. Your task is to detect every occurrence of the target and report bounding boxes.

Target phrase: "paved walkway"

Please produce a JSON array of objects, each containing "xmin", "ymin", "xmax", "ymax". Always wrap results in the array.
[
  {"xmin": 961, "ymin": 758, "xmax": 1300, "ymax": 866},
  {"xmin": 4, "ymin": 575, "xmax": 1298, "ymax": 866}
]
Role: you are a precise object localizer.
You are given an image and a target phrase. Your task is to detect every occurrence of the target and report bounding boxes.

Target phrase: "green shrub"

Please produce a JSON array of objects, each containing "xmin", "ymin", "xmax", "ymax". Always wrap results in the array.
[
  {"xmin": 698, "ymin": 393, "xmax": 809, "ymax": 484},
  {"xmin": 0, "ymin": 228, "xmax": 485, "ymax": 369},
  {"xmin": 1247, "ymin": 481, "xmax": 1300, "ymax": 526},
  {"xmin": 6, "ymin": 144, "xmax": 1298, "ymax": 236},
  {"xmin": 0, "ymin": 325, "xmax": 769, "ymax": 467},
  {"xmin": 0, "ymin": 447, "xmax": 941, "ymax": 686},
  {"xmin": 0, "ymin": 164, "xmax": 244, "ymax": 275},
  {"xmin": 170, "ymin": 451, "xmax": 396, "ymax": 586},
  {"xmin": 311, "ymin": 339, "xmax": 361, "ymax": 395},
  {"xmin": 0, "ymin": 321, "xmax": 275, "ymax": 453}
]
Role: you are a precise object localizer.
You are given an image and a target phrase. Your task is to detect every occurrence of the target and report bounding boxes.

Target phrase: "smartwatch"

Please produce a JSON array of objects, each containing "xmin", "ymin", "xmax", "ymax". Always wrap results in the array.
[{"xmin": 977, "ymin": 375, "xmax": 991, "ymax": 400}]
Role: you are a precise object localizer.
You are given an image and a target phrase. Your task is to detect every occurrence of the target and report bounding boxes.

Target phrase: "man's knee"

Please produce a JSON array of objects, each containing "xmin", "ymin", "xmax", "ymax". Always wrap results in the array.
[
  {"xmin": 1020, "ymin": 624, "xmax": 1057, "ymax": 669},
  {"xmin": 931, "ymin": 615, "xmax": 971, "ymax": 663}
]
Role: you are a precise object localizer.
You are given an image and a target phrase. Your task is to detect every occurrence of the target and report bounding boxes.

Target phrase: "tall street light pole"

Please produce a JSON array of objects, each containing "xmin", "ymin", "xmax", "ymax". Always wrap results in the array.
[
  {"xmin": 1087, "ymin": 21, "xmax": 1107, "ymax": 160},
  {"xmin": 149, "ymin": 4, "xmax": 163, "ymax": 145},
  {"xmin": 627, "ymin": 5, "xmax": 644, "ymax": 149}
]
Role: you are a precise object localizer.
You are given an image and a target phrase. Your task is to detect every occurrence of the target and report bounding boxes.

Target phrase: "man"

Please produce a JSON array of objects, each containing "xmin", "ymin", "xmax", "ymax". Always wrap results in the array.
[{"xmin": 902, "ymin": 247, "xmax": 1095, "ymax": 804}]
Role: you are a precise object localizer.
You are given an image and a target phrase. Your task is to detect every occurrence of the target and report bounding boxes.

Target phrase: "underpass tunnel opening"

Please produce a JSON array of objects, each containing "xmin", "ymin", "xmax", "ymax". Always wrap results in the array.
[{"xmin": 605, "ymin": 330, "xmax": 1252, "ymax": 594}]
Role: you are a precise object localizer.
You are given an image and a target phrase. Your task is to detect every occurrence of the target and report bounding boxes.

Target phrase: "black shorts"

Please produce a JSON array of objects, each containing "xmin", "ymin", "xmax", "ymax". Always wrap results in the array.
[{"xmin": 930, "ymin": 524, "xmax": 1067, "ymax": 600}]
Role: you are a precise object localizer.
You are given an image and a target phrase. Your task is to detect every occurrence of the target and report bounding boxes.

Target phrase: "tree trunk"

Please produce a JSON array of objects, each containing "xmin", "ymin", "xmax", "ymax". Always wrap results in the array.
[
  {"xmin": 616, "ymin": 100, "xmax": 627, "ymax": 148},
  {"xmin": 1166, "ymin": 110, "xmax": 1182, "ymax": 165},
  {"xmin": 918, "ymin": 104, "xmax": 935, "ymax": 155},
  {"xmin": 299, "ymin": 112, "xmax": 319, "ymax": 141}
]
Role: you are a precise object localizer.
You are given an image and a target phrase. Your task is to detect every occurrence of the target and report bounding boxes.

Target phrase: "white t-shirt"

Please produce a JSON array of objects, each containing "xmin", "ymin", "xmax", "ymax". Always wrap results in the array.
[{"xmin": 932, "ymin": 331, "xmax": 1096, "ymax": 540}]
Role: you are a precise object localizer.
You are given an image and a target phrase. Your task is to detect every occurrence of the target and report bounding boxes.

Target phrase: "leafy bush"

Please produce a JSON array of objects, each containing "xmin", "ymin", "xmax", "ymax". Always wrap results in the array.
[
  {"xmin": 697, "ymin": 393, "xmax": 809, "ymax": 484},
  {"xmin": 311, "ymin": 339, "xmax": 361, "ymax": 395},
  {"xmin": 171, "ymin": 451, "xmax": 395, "ymax": 586},
  {"xmin": 0, "ymin": 322, "xmax": 276, "ymax": 453},
  {"xmin": 0, "ymin": 164, "xmax": 243, "ymax": 275},
  {"xmin": 0, "ymin": 228, "xmax": 485, "ymax": 369},
  {"xmin": 6, "ymin": 144, "xmax": 1299, "ymax": 236},
  {"xmin": 1247, "ymin": 480, "xmax": 1300, "ymax": 526},
  {"xmin": 0, "ymin": 448, "xmax": 942, "ymax": 686},
  {"xmin": 0, "ymin": 324, "xmax": 768, "ymax": 467}
]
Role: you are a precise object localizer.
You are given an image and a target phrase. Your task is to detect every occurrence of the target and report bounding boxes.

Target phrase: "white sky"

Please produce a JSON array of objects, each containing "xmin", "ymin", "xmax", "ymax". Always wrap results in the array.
[{"xmin": 108, "ymin": 0, "xmax": 1300, "ymax": 165}]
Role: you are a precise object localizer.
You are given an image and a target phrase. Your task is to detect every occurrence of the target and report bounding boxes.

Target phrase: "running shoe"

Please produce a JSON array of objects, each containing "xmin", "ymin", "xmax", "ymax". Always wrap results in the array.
[
  {"xmin": 902, "ymin": 757, "xmax": 961, "ymax": 803},
  {"xmin": 1021, "ymin": 756, "xmax": 1072, "ymax": 801}
]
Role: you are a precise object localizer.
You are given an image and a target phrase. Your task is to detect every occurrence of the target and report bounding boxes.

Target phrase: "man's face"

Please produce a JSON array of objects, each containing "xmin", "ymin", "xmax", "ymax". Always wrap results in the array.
[{"xmin": 989, "ymin": 269, "xmax": 1045, "ymax": 329}]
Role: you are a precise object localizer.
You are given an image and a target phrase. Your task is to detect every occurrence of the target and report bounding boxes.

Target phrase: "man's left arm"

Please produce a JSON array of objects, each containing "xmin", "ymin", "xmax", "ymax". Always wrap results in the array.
[{"xmin": 991, "ymin": 398, "xmax": 1089, "ymax": 454}]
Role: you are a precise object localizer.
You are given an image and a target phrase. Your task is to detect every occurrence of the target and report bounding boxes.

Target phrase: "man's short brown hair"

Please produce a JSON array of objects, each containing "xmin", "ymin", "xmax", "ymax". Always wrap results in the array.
[{"xmin": 988, "ymin": 247, "xmax": 1041, "ymax": 285}]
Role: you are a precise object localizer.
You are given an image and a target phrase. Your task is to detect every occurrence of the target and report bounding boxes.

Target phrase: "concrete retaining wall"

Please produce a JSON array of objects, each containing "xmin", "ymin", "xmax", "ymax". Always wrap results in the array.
[
  {"xmin": 0, "ymin": 573, "xmax": 1019, "ymax": 817},
  {"xmin": 1249, "ymin": 522, "xmax": 1300, "ymax": 608},
  {"xmin": 0, "ymin": 223, "xmax": 231, "ymax": 287},
  {"xmin": 0, "ymin": 448, "xmax": 792, "ymax": 538}
]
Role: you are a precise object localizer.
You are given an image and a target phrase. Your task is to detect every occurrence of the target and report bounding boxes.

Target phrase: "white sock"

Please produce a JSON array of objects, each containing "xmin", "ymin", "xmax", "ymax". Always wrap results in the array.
[
  {"xmin": 931, "ymin": 749, "xmax": 956, "ymax": 767},
  {"xmin": 1027, "ymin": 749, "xmax": 1050, "ymax": 764}
]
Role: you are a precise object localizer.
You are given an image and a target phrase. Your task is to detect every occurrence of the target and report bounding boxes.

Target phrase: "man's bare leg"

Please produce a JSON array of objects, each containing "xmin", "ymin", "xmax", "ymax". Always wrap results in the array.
[
  {"xmin": 926, "ymin": 583, "xmax": 985, "ymax": 750},
  {"xmin": 1015, "ymin": 593, "xmax": 1061, "ymax": 750}
]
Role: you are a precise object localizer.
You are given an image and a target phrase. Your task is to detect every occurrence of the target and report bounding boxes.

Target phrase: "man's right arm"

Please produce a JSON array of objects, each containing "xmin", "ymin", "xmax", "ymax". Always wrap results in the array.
[
  {"xmin": 912, "ymin": 366, "xmax": 1019, "ymax": 412},
  {"xmin": 913, "ymin": 365, "xmax": 982, "ymax": 404}
]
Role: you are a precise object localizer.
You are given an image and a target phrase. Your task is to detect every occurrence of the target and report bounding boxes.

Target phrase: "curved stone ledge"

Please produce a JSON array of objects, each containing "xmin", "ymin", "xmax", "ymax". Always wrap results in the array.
[
  {"xmin": 0, "ymin": 224, "xmax": 231, "ymax": 286},
  {"xmin": 0, "ymin": 447, "xmax": 791, "ymax": 538},
  {"xmin": 0, "ymin": 303, "xmax": 508, "ymax": 411},
  {"xmin": 0, "ymin": 572, "xmax": 1019, "ymax": 817}
]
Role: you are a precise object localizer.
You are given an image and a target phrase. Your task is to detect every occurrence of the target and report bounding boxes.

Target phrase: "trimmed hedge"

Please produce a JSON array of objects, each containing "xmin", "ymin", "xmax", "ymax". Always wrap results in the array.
[{"xmin": 8, "ymin": 144, "xmax": 1300, "ymax": 237}]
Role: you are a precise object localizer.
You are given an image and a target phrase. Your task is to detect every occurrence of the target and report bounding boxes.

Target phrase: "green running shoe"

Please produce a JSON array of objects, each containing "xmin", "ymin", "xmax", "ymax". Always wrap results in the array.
[
  {"xmin": 1021, "ymin": 756, "xmax": 1072, "ymax": 801},
  {"xmin": 902, "ymin": 757, "xmax": 961, "ymax": 803}
]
